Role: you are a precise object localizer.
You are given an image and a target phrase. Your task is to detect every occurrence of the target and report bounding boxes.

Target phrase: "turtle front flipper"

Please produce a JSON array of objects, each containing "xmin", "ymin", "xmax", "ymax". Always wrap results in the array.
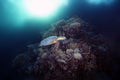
[{"xmin": 53, "ymin": 41, "xmax": 60, "ymax": 51}]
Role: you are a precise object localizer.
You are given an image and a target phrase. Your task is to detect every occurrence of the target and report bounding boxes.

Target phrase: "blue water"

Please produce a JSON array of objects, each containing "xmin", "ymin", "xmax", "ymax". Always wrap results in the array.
[{"xmin": 0, "ymin": 0, "xmax": 120, "ymax": 80}]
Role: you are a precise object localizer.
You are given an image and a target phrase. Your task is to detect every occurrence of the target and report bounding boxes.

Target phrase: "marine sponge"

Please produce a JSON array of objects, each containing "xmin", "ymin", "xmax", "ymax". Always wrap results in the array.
[
  {"xmin": 66, "ymin": 49, "xmax": 74, "ymax": 54},
  {"xmin": 73, "ymin": 53, "xmax": 82, "ymax": 60}
]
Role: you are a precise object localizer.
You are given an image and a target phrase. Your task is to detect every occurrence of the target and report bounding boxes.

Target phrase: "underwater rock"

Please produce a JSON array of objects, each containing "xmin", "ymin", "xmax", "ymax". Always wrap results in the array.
[
  {"xmin": 70, "ymin": 22, "xmax": 81, "ymax": 28},
  {"xmin": 38, "ymin": 48, "xmax": 45, "ymax": 56},
  {"xmin": 57, "ymin": 59, "xmax": 67, "ymax": 64},
  {"xmin": 27, "ymin": 43, "xmax": 39, "ymax": 54},
  {"xmin": 41, "ymin": 53, "xmax": 49, "ymax": 59},
  {"xmin": 69, "ymin": 42, "xmax": 79, "ymax": 49},
  {"xmin": 12, "ymin": 53, "xmax": 30, "ymax": 68},
  {"xmin": 56, "ymin": 19, "xmax": 66, "ymax": 26},
  {"xmin": 82, "ymin": 43, "xmax": 91, "ymax": 54},
  {"xmin": 51, "ymin": 19, "xmax": 66, "ymax": 36},
  {"xmin": 55, "ymin": 49, "xmax": 65, "ymax": 56},
  {"xmin": 12, "ymin": 53, "xmax": 35, "ymax": 75},
  {"xmin": 74, "ymin": 48, "xmax": 80, "ymax": 53},
  {"xmin": 12, "ymin": 16, "xmax": 111, "ymax": 80}
]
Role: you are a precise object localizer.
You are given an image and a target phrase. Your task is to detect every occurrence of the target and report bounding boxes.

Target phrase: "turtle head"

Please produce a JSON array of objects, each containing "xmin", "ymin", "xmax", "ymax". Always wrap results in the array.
[{"xmin": 57, "ymin": 36, "xmax": 66, "ymax": 41}]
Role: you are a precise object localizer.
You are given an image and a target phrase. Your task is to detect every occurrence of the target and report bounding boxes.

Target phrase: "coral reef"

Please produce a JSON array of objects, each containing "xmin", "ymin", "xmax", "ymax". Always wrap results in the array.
[{"xmin": 12, "ymin": 16, "xmax": 111, "ymax": 80}]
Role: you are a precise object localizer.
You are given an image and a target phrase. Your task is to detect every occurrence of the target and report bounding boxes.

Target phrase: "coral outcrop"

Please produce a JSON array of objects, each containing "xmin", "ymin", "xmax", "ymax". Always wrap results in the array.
[{"xmin": 12, "ymin": 16, "xmax": 111, "ymax": 80}]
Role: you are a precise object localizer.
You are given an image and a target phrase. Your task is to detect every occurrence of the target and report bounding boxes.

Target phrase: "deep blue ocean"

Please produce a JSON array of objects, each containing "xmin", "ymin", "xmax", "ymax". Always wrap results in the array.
[{"xmin": 0, "ymin": 0, "xmax": 120, "ymax": 80}]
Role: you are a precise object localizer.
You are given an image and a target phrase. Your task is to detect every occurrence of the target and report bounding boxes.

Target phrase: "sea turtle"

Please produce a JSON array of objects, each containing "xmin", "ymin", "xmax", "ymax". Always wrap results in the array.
[{"xmin": 39, "ymin": 36, "xmax": 66, "ymax": 47}]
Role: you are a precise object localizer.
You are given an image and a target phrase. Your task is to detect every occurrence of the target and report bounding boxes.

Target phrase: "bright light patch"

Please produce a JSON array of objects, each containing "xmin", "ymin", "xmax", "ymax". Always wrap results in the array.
[
  {"xmin": 8, "ymin": 0, "xmax": 68, "ymax": 18},
  {"xmin": 23, "ymin": 0, "xmax": 68, "ymax": 17},
  {"xmin": 6, "ymin": 0, "xmax": 68, "ymax": 26},
  {"xmin": 87, "ymin": 0, "xmax": 114, "ymax": 5}
]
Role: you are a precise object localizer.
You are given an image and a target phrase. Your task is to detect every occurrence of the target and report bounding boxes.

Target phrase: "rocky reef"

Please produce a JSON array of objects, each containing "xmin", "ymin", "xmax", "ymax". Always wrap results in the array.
[{"xmin": 12, "ymin": 16, "xmax": 112, "ymax": 80}]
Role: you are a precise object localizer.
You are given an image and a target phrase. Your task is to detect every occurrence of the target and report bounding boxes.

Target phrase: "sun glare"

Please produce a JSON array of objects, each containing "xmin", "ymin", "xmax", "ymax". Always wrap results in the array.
[{"xmin": 23, "ymin": 0, "xmax": 68, "ymax": 17}]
